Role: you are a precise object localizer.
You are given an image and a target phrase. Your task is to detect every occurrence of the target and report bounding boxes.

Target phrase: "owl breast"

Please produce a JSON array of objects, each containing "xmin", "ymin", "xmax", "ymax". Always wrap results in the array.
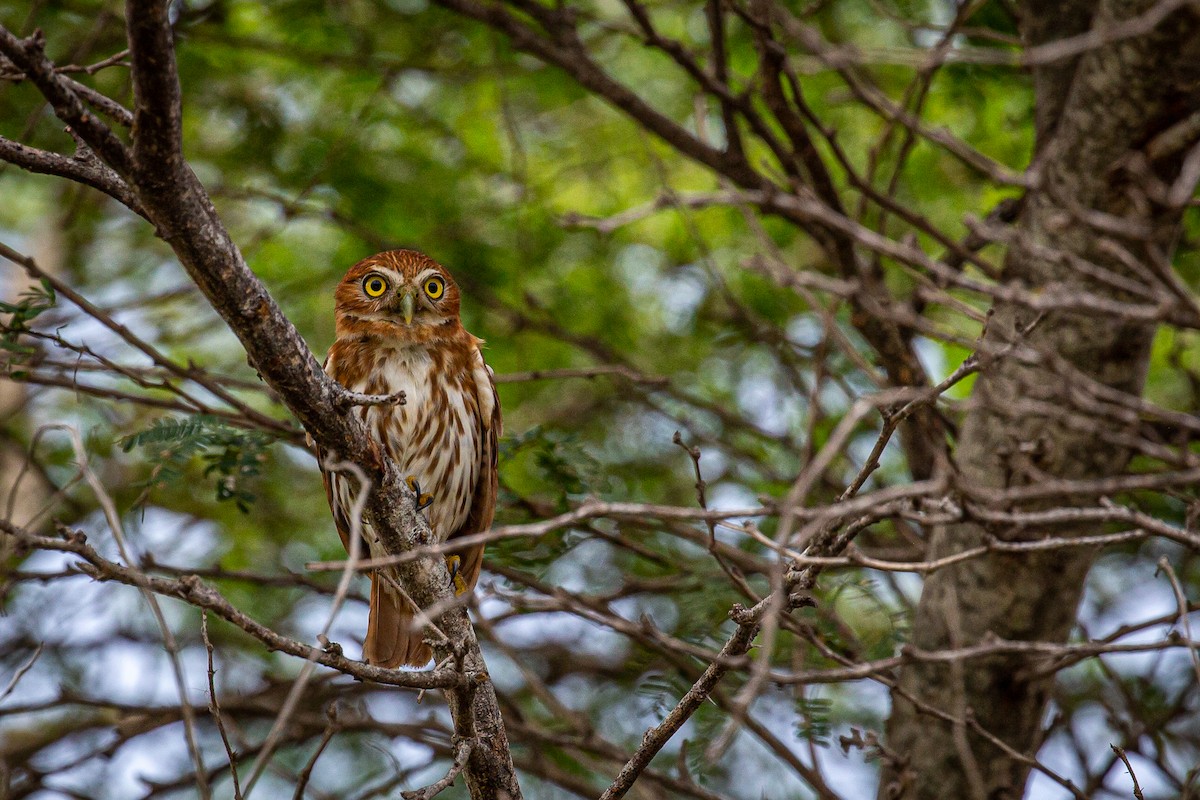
[{"xmin": 327, "ymin": 341, "xmax": 482, "ymax": 549}]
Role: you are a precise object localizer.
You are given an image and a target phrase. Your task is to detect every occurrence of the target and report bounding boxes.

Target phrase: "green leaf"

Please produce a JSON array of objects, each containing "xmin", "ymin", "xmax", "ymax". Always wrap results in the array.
[{"xmin": 119, "ymin": 414, "xmax": 277, "ymax": 512}]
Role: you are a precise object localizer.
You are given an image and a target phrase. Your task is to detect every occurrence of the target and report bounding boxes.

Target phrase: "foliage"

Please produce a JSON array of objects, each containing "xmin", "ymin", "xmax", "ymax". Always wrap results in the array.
[
  {"xmin": 118, "ymin": 415, "xmax": 277, "ymax": 512},
  {"xmin": 0, "ymin": 1, "xmax": 1197, "ymax": 799},
  {"xmin": 0, "ymin": 277, "xmax": 54, "ymax": 367}
]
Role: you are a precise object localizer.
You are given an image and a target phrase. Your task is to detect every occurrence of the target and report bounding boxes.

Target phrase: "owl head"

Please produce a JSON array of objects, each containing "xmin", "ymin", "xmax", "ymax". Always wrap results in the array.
[{"xmin": 333, "ymin": 249, "xmax": 463, "ymax": 341}]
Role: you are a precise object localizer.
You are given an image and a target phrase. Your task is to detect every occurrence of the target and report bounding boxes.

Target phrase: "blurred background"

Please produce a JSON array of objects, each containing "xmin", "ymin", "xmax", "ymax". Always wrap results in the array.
[{"xmin": 1, "ymin": 1, "xmax": 1198, "ymax": 798}]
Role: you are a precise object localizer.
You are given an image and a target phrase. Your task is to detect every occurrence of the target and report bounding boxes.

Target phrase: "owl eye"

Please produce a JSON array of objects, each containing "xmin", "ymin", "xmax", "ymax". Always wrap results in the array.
[
  {"xmin": 363, "ymin": 274, "xmax": 388, "ymax": 298},
  {"xmin": 423, "ymin": 276, "xmax": 446, "ymax": 300}
]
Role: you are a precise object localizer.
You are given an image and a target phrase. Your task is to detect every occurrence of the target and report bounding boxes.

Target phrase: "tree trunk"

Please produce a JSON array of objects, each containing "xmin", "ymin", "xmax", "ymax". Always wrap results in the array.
[{"xmin": 880, "ymin": 3, "xmax": 1200, "ymax": 798}]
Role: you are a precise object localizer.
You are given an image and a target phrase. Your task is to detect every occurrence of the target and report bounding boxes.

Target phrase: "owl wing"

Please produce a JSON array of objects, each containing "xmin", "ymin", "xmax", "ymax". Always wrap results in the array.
[
  {"xmin": 320, "ymin": 461, "xmax": 354, "ymax": 553},
  {"xmin": 317, "ymin": 347, "xmax": 364, "ymax": 557},
  {"xmin": 446, "ymin": 346, "xmax": 501, "ymax": 593}
]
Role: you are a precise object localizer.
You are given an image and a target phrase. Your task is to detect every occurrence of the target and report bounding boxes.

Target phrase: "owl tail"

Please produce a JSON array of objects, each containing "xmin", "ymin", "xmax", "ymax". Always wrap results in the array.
[{"xmin": 364, "ymin": 575, "xmax": 432, "ymax": 668}]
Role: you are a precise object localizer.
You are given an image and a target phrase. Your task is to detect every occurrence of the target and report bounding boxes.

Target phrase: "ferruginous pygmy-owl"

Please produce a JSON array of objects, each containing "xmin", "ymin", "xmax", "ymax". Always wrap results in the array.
[{"xmin": 321, "ymin": 249, "xmax": 500, "ymax": 668}]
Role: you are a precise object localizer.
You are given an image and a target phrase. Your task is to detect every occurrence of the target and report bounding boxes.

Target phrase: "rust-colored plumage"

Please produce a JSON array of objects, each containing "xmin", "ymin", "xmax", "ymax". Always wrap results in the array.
[{"xmin": 321, "ymin": 249, "xmax": 500, "ymax": 668}]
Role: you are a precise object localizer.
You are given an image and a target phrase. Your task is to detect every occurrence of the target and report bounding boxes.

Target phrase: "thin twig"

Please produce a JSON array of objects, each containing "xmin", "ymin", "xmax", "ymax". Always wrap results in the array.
[
  {"xmin": 4, "ymin": 519, "xmax": 468, "ymax": 690},
  {"xmin": 1110, "ymin": 744, "xmax": 1145, "ymax": 800},
  {"xmin": 59, "ymin": 425, "xmax": 212, "ymax": 800},
  {"xmin": 401, "ymin": 737, "xmax": 474, "ymax": 800},
  {"xmin": 598, "ymin": 606, "xmax": 761, "ymax": 800},
  {"xmin": 671, "ymin": 432, "xmax": 753, "ymax": 596},
  {"xmin": 0, "ymin": 243, "xmax": 296, "ymax": 437},
  {"xmin": 241, "ymin": 459, "xmax": 371, "ymax": 798},
  {"xmin": 1156, "ymin": 556, "xmax": 1200, "ymax": 688},
  {"xmin": 493, "ymin": 364, "xmax": 667, "ymax": 385},
  {"xmin": 0, "ymin": 643, "xmax": 43, "ymax": 702},
  {"xmin": 201, "ymin": 611, "xmax": 244, "ymax": 800},
  {"xmin": 292, "ymin": 706, "xmax": 340, "ymax": 800}
]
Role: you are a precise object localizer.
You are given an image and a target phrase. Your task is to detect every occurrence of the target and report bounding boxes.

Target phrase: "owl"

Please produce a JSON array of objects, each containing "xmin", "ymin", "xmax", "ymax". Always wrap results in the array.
[{"xmin": 321, "ymin": 249, "xmax": 500, "ymax": 668}]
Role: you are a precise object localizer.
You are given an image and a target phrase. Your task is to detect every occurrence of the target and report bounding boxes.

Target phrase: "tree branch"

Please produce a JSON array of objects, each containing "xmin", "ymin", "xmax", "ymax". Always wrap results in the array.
[
  {"xmin": 0, "ymin": 5, "xmax": 523, "ymax": 797},
  {"xmin": 0, "ymin": 135, "xmax": 144, "ymax": 216},
  {"xmin": 0, "ymin": 28, "xmax": 133, "ymax": 176},
  {"xmin": 3, "ymin": 518, "xmax": 469, "ymax": 689},
  {"xmin": 598, "ymin": 610, "xmax": 760, "ymax": 800}
]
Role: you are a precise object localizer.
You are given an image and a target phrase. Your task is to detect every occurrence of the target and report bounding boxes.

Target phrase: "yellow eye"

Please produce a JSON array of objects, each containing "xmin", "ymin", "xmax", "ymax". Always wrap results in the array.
[
  {"xmin": 423, "ymin": 276, "xmax": 445, "ymax": 300},
  {"xmin": 363, "ymin": 274, "xmax": 387, "ymax": 298}
]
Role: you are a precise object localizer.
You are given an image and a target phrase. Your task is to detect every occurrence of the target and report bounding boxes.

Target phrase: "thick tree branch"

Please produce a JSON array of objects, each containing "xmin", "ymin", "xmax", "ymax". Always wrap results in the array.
[
  {"xmin": 0, "ymin": 28, "xmax": 133, "ymax": 176},
  {"xmin": 0, "ymin": 136, "xmax": 144, "ymax": 215},
  {"xmin": 1017, "ymin": 0, "xmax": 1096, "ymax": 148},
  {"xmin": 0, "ymin": 4, "xmax": 523, "ymax": 797},
  {"xmin": 881, "ymin": 3, "xmax": 1200, "ymax": 797},
  {"xmin": 6, "ymin": 5, "xmax": 1199, "ymax": 800}
]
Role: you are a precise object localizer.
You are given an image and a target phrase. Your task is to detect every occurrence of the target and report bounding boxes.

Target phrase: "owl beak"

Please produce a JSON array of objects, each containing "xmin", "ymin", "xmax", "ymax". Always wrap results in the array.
[{"xmin": 397, "ymin": 291, "xmax": 415, "ymax": 325}]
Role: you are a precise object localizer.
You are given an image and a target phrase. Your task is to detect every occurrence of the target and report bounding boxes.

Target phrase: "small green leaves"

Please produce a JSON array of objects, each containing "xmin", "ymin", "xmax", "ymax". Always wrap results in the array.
[
  {"xmin": 0, "ymin": 278, "xmax": 56, "ymax": 363},
  {"xmin": 119, "ymin": 415, "xmax": 276, "ymax": 513},
  {"xmin": 501, "ymin": 426, "xmax": 605, "ymax": 508},
  {"xmin": 793, "ymin": 695, "xmax": 834, "ymax": 747}
]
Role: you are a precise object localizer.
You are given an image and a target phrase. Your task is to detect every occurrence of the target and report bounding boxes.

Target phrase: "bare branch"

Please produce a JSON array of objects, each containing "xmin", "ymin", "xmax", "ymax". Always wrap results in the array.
[
  {"xmin": 201, "ymin": 611, "xmax": 244, "ymax": 800},
  {"xmin": 598, "ymin": 610, "xmax": 760, "ymax": 800},
  {"xmin": 60, "ymin": 425, "xmax": 211, "ymax": 800},
  {"xmin": 0, "ymin": 136, "xmax": 143, "ymax": 215},
  {"xmin": 1110, "ymin": 745, "xmax": 1146, "ymax": 800},
  {"xmin": 3, "ymin": 518, "xmax": 471, "ymax": 691},
  {"xmin": 1156, "ymin": 556, "xmax": 1200, "ymax": 689},
  {"xmin": 0, "ymin": 643, "xmax": 43, "ymax": 703},
  {"xmin": 0, "ymin": 27, "xmax": 133, "ymax": 174},
  {"xmin": 402, "ymin": 738, "xmax": 474, "ymax": 800}
]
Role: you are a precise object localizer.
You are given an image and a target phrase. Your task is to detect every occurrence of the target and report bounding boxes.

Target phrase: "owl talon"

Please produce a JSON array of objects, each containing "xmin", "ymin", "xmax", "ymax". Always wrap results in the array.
[
  {"xmin": 405, "ymin": 476, "xmax": 434, "ymax": 510},
  {"xmin": 447, "ymin": 555, "xmax": 467, "ymax": 596}
]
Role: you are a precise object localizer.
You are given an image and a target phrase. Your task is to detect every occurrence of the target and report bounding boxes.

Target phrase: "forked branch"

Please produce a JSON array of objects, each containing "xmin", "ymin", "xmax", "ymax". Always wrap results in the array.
[{"xmin": 0, "ymin": 4, "xmax": 521, "ymax": 798}]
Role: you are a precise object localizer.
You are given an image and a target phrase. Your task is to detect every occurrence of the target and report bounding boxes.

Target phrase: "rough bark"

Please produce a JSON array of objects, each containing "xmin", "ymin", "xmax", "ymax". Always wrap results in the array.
[
  {"xmin": 881, "ymin": 3, "xmax": 1200, "ymax": 798},
  {"xmin": 0, "ymin": 4, "xmax": 522, "ymax": 797}
]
